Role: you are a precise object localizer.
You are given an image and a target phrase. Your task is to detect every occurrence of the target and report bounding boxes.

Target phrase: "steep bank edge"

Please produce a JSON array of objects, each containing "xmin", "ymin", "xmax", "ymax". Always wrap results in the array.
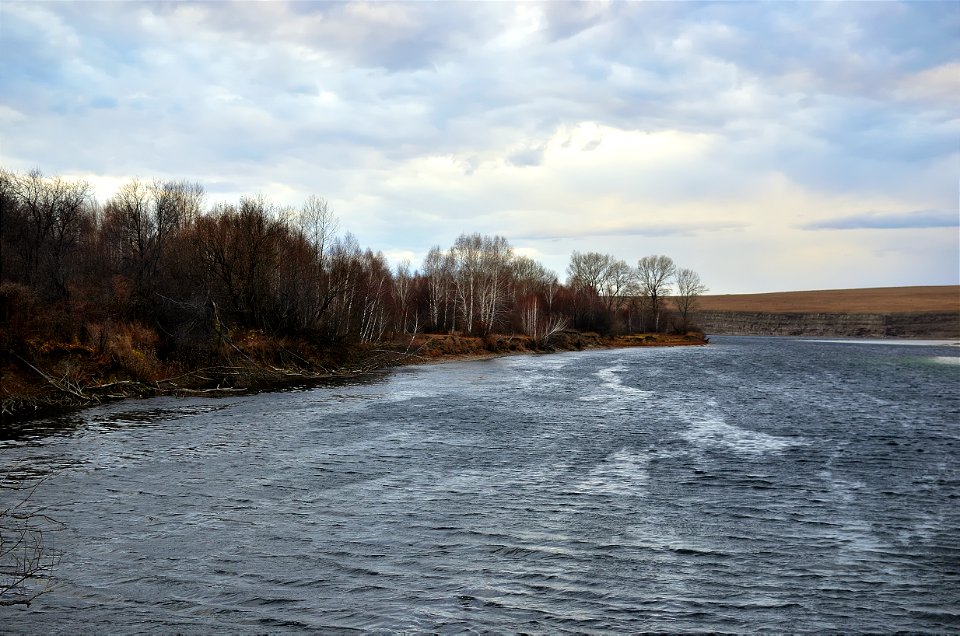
[{"xmin": 698, "ymin": 311, "xmax": 960, "ymax": 338}]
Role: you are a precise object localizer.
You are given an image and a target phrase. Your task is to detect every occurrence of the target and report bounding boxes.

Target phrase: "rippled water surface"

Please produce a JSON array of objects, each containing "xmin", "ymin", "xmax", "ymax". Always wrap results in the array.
[{"xmin": 2, "ymin": 336, "xmax": 958, "ymax": 632}]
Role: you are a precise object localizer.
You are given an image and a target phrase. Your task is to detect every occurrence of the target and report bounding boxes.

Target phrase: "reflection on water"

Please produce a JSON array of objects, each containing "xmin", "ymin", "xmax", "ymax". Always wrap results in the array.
[
  {"xmin": 0, "ymin": 412, "xmax": 86, "ymax": 445},
  {"xmin": 0, "ymin": 336, "xmax": 958, "ymax": 632}
]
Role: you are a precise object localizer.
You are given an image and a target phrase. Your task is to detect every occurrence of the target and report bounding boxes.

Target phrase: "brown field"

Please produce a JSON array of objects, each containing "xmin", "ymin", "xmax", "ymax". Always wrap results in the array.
[{"xmin": 696, "ymin": 285, "xmax": 960, "ymax": 314}]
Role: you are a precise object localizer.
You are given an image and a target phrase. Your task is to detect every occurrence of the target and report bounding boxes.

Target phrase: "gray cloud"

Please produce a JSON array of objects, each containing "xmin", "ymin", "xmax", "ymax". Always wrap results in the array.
[
  {"xmin": 513, "ymin": 221, "xmax": 744, "ymax": 242},
  {"xmin": 803, "ymin": 210, "xmax": 959, "ymax": 231},
  {"xmin": 506, "ymin": 144, "xmax": 546, "ymax": 168}
]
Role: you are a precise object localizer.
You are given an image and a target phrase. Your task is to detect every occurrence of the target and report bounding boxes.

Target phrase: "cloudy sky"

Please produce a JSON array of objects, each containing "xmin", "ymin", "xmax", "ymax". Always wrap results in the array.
[{"xmin": 2, "ymin": 1, "xmax": 957, "ymax": 293}]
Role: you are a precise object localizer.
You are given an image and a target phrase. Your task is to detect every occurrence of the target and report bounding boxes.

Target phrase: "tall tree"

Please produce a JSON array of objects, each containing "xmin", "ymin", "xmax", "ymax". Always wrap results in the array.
[
  {"xmin": 566, "ymin": 251, "xmax": 612, "ymax": 295},
  {"xmin": 393, "ymin": 259, "xmax": 416, "ymax": 334},
  {"xmin": 636, "ymin": 254, "xmax": 676, "ymax": 332},
  {"xmin": 476, "ymin": 234, "xmax": 513, "ymax": 334},
  {"xmin": 601, "ymin": 258, "xmax": 637, "ymax": 312},
  {"xmin": 449, "ymin": 233, "xmax": 514, "ymax": 334},
  {"xmin": 421, "ymin": 246, "xmax": 454, "ymax": 333},
  {"xmin": 103, "ymin": 178, "xmax": 204, "ymax": 316},
  {"xmin": 285, "ymin": 195, "xmax": 340, "ymax": 331},
  {"xmin": 451, "ymin": 234, "xmax": 482, "ymax": 334},
  {"xmin": 3, "ymin": 170, "xmax": 93, "ymax": 298},
  {"xmin": 674, "ymin": 267, "xmax": 707, "ymax": 333}
]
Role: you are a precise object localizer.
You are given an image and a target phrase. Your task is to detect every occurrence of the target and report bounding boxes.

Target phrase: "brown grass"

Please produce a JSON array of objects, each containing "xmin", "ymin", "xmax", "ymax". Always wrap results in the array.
[{"xmin": 695, "ymin": 285, "xmax": 960, "ymax": 314}]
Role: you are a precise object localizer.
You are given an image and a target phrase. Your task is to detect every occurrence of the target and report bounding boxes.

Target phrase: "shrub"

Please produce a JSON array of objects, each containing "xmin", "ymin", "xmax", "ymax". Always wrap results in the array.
[{"xmin": 87, "ymin": 321, "xmax": 161, "ymax": 381}]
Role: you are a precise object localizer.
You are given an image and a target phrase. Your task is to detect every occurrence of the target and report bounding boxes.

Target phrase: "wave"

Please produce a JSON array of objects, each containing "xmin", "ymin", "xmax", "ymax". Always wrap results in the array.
[
  {"xmin": 678, "ymin": 399, "xmax": 803, "ymax": 455},
  {"xmin": 573, "ymin": 449, "xmax": 650, "ymax": 496},
  {"xmin": 591, "ymin": 364, "xmax": 654, "ymax": 398}
]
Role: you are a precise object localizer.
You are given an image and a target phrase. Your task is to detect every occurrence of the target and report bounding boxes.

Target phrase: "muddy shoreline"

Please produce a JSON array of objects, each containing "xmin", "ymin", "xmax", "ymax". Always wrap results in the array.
[{"xmin": 1, "ymin": 332, "xmax": 707, "ymax": 425}]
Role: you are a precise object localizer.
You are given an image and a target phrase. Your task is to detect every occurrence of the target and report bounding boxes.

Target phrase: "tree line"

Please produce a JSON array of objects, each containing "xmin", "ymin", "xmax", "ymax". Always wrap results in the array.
[{"xmin": 0, "ymin": 168, "xmax": 707, "ymax": 362}]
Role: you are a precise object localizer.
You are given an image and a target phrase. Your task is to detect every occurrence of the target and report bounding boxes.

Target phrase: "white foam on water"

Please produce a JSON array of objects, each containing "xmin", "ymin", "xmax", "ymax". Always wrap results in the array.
[
  {"xmin": 501, "ymin": 354, "xmax": 583, "ymax": 394},
  {"xmin": 931, "ymin": 356, "xmax": 960, "ymax": 365},
  {"xmin": 578, "ymin": 362, "xmax": 806, "ymax": 456},
  {"xmin": 678, "ymin": 399, "xmax": 802, "ymax": 455},
  {"xmin": 817, "ymin": 469, "xmax": 891, "ymax": 566},
  {"xmin": 574, "ymin": 449, "xmax": 650, "ymax": 496},
  {"xmin": 378, "ymin": 371, "xmax": 454, "ymax": 403},
  {"xmin": 577, "ymin": 364, "xmax": 653, "ymax": 413},
  {"xmin": 504, "ymin": 352, "xmax": 580, "ymax": 369},
  {"xmin": 594, "ymin": 364, "xmax": 653, "ymax": 398},
  {"xmin": 805, "ymin": 338, "xmax": 960, "ymax": 347}
]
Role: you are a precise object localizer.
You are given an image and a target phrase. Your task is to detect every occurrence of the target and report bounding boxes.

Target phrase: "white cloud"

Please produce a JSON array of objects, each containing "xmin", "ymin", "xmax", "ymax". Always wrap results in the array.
[
  {"xmin": 896, "ymin": 62, "xmax": 960, "ymax": 108},
  {"xmin": 0, "ymin": 0, "xmax": 956, "ymax": 293}
]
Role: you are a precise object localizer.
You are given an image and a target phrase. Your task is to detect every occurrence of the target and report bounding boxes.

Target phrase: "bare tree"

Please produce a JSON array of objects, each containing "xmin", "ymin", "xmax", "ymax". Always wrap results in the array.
[
  {"xmin": 3, "ymin": 170, "xmax": 93, "ymax": 298},
  {"xmin": 566, "ymin": 251, "xmax": 612, "ymax": 295},
  {"xmin": 510, "ymin": 255, "xmax": 553, "ymax": 301},
  {"xmin": 450, "ymin": 234, "xmax": 484, "ymax": 334},
  {"xmin": 323, "ymin": 234, "xmax": 357, "ymax": 339},
  {"xmin": 295, "ymin": 194, "xmax": 338, "ymax": 269},
  {"xmin": 192, "ymin": 196, "xmax": 287, "ymax": 330},
  {"xmin": 393, "ymin": 259, "xmax": 415, "ymax": 334},
  {"xmin": 600, "ymin": 258, "xmax": 637, "ymax": 312},
  {"xmin": 447, "ymin": 234, "xmax": 515, "ymax": 335},
  {"xmin": 519, "ymin": 295, "xmax": 568, "ymax": 346},
  {"xmin": 0, "ymin": 476, "xmax": 63, "ymax": 607},
  {"xmin": 357, "ymin": 250, "xmax": 392, "ymax": 343},
  {"xmin": 636, "ymin": 254, "xmax": 676, "ymax": 332},
  {"xmin": 565, "ymin": 251, "xmax": 608, "ymax": 331},
  {"xmin": 151, "ymin": 179, "xmax": 204, "ymax": 236},
  {"xmin": 103, "ymin": 178, "xmax": 154, "ymax": 297},
  {"xmin": 422, "ymin": 246, "xmax": 454, "ymax": 332},
  {"xmin": 476, "ymin": 234, "xmax": 513, "ymax": 334},
  {"xmin": 103, "ymin": 178, "xmax": 204, "ymax": 313},
  {"xmin": 674, "ymin": 267, "xmax": 708, "ymax": 333}
]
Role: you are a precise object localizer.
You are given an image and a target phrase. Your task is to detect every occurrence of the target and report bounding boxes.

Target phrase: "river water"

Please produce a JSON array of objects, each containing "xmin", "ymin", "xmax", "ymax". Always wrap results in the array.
[{"xmin": 1, "ymin": 336, "xmax": 958, "ymax": 632}]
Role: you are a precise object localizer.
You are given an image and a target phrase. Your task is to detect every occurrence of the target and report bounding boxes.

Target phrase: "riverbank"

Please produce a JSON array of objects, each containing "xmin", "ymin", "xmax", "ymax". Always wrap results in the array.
[
  {"xmin": 0, "ymin": 331, "xmax": 707, "ymax": 423},
  {"xmin": 695, "ymin": 285, "xmax": 960, "ymax": 338},
  {"xmin": 698, "ymin": 310, "xmax": 959, "ymax": 338}
]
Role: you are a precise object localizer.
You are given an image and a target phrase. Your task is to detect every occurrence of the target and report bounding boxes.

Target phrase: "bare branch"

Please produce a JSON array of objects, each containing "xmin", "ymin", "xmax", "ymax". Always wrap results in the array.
[{"xmin": 0, "ymin": 476, "xmax": 63, "ymax": 606}]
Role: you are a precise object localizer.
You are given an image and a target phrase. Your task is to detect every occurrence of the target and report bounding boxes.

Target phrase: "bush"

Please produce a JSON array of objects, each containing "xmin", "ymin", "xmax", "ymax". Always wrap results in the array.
[{"xmin": 87, "ymin": 321, "xmax": 161, "ymax": 381}]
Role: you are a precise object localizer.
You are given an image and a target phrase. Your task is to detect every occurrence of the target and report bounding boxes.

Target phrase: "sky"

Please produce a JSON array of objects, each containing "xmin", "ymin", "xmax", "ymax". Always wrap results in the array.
[{"xmin": 1, "ymin": 1, "xmax": 958, "ymax": 294}]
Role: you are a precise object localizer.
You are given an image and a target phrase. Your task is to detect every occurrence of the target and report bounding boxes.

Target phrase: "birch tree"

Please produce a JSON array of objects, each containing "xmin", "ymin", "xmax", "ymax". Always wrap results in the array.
[
  {"xmin": 476, "ymin": 234, "xmax": 512, "ymax": 334},
  {"xmin": 393, "ymin": 259, "xmax": 416, "ymax": 334},
  {"xmin": 422, "ymin": 246, "xmax": 454, "ymax": 332}
]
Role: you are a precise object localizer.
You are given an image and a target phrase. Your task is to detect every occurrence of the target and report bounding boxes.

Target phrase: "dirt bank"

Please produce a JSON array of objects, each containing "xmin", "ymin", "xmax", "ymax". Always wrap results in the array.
[
  {"xmin": 697, "ymin": 311, "xmax": 959, "ymax": 338},
  {"xmin": 1, "ymin": 331, "xmax": 707, "ymax": 424},
  {"xmin": 693, "ymin": 286, "xmax": 959, "ymax": 338}
]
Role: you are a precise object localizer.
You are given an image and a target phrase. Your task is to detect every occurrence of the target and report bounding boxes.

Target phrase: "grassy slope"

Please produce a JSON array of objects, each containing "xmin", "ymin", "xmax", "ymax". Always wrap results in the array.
[{"xmin": 696, "ymin": 285, "xmax": 960, "ymax": 314}]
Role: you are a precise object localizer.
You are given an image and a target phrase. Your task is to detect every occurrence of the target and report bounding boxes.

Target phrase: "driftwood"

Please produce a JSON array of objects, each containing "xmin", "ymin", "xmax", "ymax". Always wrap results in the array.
[
  {"xmin": 2, "ymin": 339, "xmax": 425, "ymax": 422},
  {"xmin": 10, "ymin": 354, "xmax": 89, "ymax": 402},
  {"xmin": 2, "ymin": 330, "xmax": 535, "ymax": 422}
]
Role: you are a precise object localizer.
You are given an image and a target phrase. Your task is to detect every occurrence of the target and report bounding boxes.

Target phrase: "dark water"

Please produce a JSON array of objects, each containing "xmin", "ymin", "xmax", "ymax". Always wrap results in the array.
[{"xmin": 2, "ymin": 336, "xmax": 958, "ymax": 633}]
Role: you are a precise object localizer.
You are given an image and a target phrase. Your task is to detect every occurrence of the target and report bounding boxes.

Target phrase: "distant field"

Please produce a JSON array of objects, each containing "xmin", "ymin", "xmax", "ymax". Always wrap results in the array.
[{"xmin": 696, "ymin": 286, "xmax": 960, "ymax": 314}]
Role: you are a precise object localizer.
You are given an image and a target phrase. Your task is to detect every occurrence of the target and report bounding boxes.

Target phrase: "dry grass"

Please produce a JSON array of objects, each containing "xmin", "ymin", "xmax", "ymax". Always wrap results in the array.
[{"xmin": 695, "ymin": 285, "xmax": 960, "ymax": 314}]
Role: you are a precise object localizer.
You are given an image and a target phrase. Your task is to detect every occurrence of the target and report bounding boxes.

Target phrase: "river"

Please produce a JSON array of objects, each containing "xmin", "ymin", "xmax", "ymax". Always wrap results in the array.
[{"xmin": 1, "ymin": 336, "xmax": 958, "ymax": 632}]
